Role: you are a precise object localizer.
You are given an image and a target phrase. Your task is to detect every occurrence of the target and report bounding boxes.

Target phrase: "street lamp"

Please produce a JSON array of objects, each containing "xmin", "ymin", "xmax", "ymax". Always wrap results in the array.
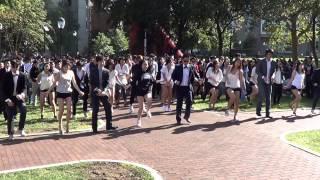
[
  {"xmin": 73, "ymin": 30, "xmax": 78, "ymax": 55},
  {"xmin": 57, "ymin": 17, "xmax": 65, "ymax": 57},
  {"xmin": 0, "ymin": 23, "xmax": 3, "ymax": 55},
  {"xmin": 43, "ymin": 24, "xmax": 50, "ymax": 54},
  {"xmin": 238, "ymin": 40, "xmax": 242, "ymax": 56}
]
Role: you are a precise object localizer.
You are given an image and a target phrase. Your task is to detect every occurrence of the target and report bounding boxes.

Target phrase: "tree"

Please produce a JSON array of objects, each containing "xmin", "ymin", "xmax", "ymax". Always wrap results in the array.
[
  {"xmin": 109, "ymin": 27, "xmax": 129, "ymax": 54},
  {"xmin": 200, "ymin": 0, "xmax": 248, "ymax": 56},
  {"xmin": 250, "ymin": 0, "xmax": 316, "ymax": 61},
  {"xmin": 92, "ymin": 32, "xmax": 114, "ymax": 55},
  {"xmin": 0, "ymin": 0, "xmax": 49, "ymax": 53}
]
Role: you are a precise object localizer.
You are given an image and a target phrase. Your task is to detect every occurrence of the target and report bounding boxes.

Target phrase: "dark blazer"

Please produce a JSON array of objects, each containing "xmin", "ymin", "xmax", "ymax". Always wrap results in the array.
[
  {"xmin": 172, "ymin": 64, "xmax": 195, "ymax": 90},
  {"xmin": 312, "ymin": 69, "xmax": 320, "ymax": 85},
  {"xmin": 0, "ymin": 68, "xmax": 6, "ymax": 99},
  {"xmin": 3, "ymin": 71, "xmax": 27, "ymax": 101},
  {"xmin": 89, "ymin": 63, "xmax": 109, "ymax": 93},
  {"xmin": 256, "ymin": 58, "xmax": 276, "ymax": 84}
]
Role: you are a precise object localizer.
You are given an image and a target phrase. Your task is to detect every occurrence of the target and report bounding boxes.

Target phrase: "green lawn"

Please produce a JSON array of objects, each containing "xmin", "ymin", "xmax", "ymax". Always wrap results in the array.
[
  {"xmin": 193, "ymin": 94, "xmax": 313, "ymax": 112},
  {"xmin": 0, "ymin": 162, "xmax": 154, "ymax": 180},
  {"xmin": 0, "ymin": 104, "xmax": 93, "ymax": 137},
  {"xmin": 286, "ymin": 130, "xmax": 320, "ymax": 154}
]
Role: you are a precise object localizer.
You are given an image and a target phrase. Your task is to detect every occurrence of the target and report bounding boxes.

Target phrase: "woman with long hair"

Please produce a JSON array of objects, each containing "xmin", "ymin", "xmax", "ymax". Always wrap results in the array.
[
  {"xmin": 206, "ymin": 59, "xmax": 223, "ymax": 110},
  {"xmin": 287, "ymin": 62, "xmax": 305, "ymax": 115},
  {"xmin": 272, "ymin": 61, "xmax": 284, "ymax": 106},
  {"xmin": 38, "ymin": 63, "xmax": 56, "ymax": 120},
  {"xmin": 47, "ymin": 60, "xmax": 83, "ymax": 135},
  {"xmin": 136, "ymin": 60, "xmax": 153, "ymax": 127},
  {"xmin": 106, "ymin": 60, "xmax": 119, "ymax": 113},
  {"xmin": 160, "ymin": 57, "xmax": 175, "ymax": 112},
  {"xmin": 225, "ymin": 57, "xmax": 245, "ymax": 122},
  {"xmin": 248, "ymin": 60, "xmax": 258, "ymax": 102}
]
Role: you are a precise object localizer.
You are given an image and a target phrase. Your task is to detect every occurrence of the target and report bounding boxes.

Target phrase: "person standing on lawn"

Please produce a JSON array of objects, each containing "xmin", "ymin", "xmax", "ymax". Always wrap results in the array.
[
  {"xmin": 37, "ymin": 63, "xmax": 56, "ymax": 120},
  {"xmin": 3, "ymin": 59, "xmax": 27, "ymax": 140},
  {"xmin": 256, "ymin": 49, "xmax": 276, "ymax": 119},
  {"xmin": 206, "ymin": 59, "xmax": 223, "ymax": 110},
  {"xmin": 46, "ymin": 60, "xmax": 84, "ymax": 135}
]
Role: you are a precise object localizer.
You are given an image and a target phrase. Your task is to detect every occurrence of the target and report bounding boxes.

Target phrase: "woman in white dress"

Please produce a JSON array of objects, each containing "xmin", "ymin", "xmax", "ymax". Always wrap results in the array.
[
  {"xmin": 106, "ymin": 60, "xmax": 119, "ymax": 113},
  {"xmin": 225, "ymin": 57, "xmax": 245, "ymax": 122},
  {"xmin": 287, "ymin": 62, "xmax": 305, "ymax": 115},
  {"xmin": 37, "ymin": 63, "xmax": 56, "ymax": 120},
  {"xmin": 160, "ymin": 57, "xmax": 175, "ymax": 112},
  {"xmin": 206, "ymin": 59, "xmax": 223, "ymax": 110}
]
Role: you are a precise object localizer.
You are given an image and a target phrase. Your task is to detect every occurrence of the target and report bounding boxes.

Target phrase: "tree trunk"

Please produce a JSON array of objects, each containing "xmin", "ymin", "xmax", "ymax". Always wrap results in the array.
[
  {"xmin": 290, "ymin": 16, "xmax": 299, "ymax": 62},
  {"xmin": 215, "ymin": 17, "xmax": 223, "ymax": 56},
  {"xmin": 311, "ymin": 15, "xmax": 319, "ymax": 67},
  {"xmin": 176, "ymin": 19, "xmax": 186, "ymax": 50}
]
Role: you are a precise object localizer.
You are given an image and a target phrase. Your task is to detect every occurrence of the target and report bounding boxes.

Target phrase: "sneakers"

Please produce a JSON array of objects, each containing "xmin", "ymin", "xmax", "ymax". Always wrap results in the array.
[
  {"xmin": 162, "ymin": 105, "xmax": 167, "ymax": 112},
  {"xmin": 147, "ymin": 110, "xmax": 152, "ymax": 119},
  {"xmin": 225, "ymin": 110, "xmax": 230, "ymax": 116},
  {"xmin": 166, "ymin": 106, "xmax": 172, "ymax": 112},
  {"xmin": 8, "ymin": 134, "xmax": 14, "ymax": 141},
  {"xmin": 18, "ymin": 130, "xmax": 26, "ymax": 137},
  {"xmin": 137, "ymin": 119, "xmax": 142, "ymax": 127},
  {"xmin": 129, "ymin": 105, "xmax": 134, "ymax": 114},
  {"xmin": 311, "ymin": 110, "xmax": 317, "ymax": 115}
]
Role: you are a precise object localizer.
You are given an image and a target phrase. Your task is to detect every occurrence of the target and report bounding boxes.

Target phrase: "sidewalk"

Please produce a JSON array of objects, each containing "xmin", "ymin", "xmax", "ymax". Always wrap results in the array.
[{"xmin": 1, "ymin": 104, "xmax": 320, "ymax": 179}]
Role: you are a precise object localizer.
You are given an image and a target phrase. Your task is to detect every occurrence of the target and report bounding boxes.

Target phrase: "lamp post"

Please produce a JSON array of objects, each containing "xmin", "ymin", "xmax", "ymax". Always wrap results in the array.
[
  {"xmin": 43, "ymin": 24, "xmax": 49, "ymax": 55},
  {"xmin": 238, "ymin": 40, "xmax": 242, "ymax": 56},
  {"xmin": 57, "ymin": 17, "xmax": 65, "ymax": 57},
  {"xmin": 24, "ymin": 41, "xmax": 28, "ymax": 54},
  {"xmin": 73, "ymin": 30, "xmax": 77, "ymax": 55},
  {"xmin": 0, "ymin": 23, "xmax": 3, "ymax": 55},
  {"xmin": 144, "ymin": 29, "xmax": 147, "ymax": 56}
]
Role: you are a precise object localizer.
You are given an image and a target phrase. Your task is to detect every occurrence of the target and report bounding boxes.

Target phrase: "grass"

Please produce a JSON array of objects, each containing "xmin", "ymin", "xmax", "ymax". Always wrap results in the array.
[
  {"xmin": 286, "ymin": 130, "xmax": 320, "ymax": 154},
  {"xmin": 0, "ymin": 162, "xmax": 154, "ymax": 180},
  {"xmin": 192, "ymin": 93, "xmax": 313, "ymax": 112},
  {"xmin": 0, "ymin": 103, "xmax": 94, "ymax": 137}
]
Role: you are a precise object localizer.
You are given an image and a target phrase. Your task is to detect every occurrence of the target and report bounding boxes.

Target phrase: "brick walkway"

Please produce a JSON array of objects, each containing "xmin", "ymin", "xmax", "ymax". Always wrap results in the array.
[{"xmin": 1, "ymin": 103, "xmax": 320, "ymax": 179}]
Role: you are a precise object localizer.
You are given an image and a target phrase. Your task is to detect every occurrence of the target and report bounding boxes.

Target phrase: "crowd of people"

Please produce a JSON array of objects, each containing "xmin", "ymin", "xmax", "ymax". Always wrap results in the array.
[{"xmin": 0, "ymin": 49, "xmax": 319, "ymax": 140}]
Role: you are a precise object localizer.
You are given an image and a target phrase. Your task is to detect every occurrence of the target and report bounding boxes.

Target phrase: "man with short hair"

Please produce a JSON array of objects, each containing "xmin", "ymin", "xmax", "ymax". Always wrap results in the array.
[
  {"xmin": 90, "ymin": 56, "xmax": 117, "ymax": 133},
  {"xmin": 256, "ymin": 49, "xmax": 277, "ymax": 119},
  {"xmin": 3, "ymin": 59, "xmax": 27, "ymax": 140},
  {"xmin": 172, "ymin": 56, "xmax": 195, "ymax": 125}
]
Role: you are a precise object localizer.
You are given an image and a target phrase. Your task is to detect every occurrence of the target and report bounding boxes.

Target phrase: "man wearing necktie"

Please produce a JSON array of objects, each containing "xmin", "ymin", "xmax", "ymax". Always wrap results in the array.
[
  {"xmin": 89, "ymin": 56, "xmax": 117, "ymax": 133},
  {"xmin": 172, "ymin": 56, "xmax": 195, "ymax": 125},
  {"xmin": 256, "ymin": 49, "xmax": 276, "ymax": 119},
  {"xmin": 3, "ymin": 59, "xmax": 27, "ymax": 140}
]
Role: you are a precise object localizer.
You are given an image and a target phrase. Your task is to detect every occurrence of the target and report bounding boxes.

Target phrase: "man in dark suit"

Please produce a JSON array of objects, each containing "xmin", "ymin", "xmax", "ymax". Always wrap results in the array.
[
  {"xmin": 172, "ymin": 56, "xmax": 195, "ymax": 125},
  {"xmin": 0, "ymin": 61, "xmax": 7, "ymax": 121},
  {"xmin": 89, "ymin": 56, "xmax": 117, "ymax": 133},
  {"xmin": 3, "ymin": 59, "xmax": 27, "ymax": 140},
  {"xmin": 311, "ymin": 68, "xmax": 320, "ymax": 114},
  {"xmin": 256, "ymin": 49, "xmax": 277, "ymax": 118}
]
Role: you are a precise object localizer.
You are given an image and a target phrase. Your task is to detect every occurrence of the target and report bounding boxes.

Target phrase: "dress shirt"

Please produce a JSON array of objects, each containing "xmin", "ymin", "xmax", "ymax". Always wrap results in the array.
[
  {"xmin": 180, "ymin": 65, "xmax": 190, "ymax": 86},
  {"xmin": 266, "ymin": 59, "xmax": 271, "ymax": 84}
]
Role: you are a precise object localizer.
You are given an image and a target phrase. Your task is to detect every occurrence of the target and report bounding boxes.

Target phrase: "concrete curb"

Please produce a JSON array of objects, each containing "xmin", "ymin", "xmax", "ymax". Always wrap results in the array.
[
  {"xmin": 280, "ymin": 129, "xmax": 320, "ymax": 158},
  {"xmin": 0, "ymin": 159, "xmax": 163, "ymax": 180},
  {"xmin": 0, "ymin": 119, "xmax": 104, "ymax": 140}
]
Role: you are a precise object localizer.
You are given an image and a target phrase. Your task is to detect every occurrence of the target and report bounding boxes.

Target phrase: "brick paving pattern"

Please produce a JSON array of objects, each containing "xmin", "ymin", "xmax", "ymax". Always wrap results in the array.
[{"xmin": 1, "ymin": 103, "xmax": 320, "ymax": 179}]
